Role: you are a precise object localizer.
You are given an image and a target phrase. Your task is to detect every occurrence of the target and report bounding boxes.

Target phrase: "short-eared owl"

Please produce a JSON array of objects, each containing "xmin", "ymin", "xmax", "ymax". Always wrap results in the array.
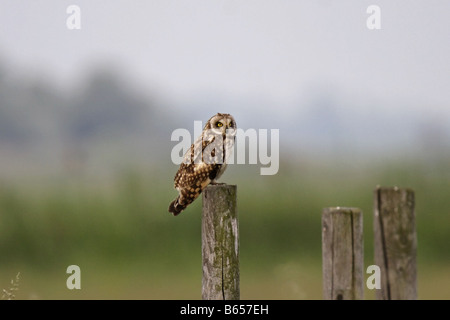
[{"xmin": 168, "ymin": 113, "xmax": 236, "ymax": 216}]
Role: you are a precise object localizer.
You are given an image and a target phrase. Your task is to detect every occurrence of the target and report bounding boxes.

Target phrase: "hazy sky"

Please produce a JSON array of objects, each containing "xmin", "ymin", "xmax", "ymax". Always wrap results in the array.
[{"xmin": 0, "ymin": 1, "xmax": 449, "ymax": 112}]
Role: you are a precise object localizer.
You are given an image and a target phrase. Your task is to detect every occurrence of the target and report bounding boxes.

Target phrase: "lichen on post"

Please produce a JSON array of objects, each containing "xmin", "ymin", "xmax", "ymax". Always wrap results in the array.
[
  {"xmin": 322, "ymin": 207, "xmax": 364, "ymax": 300},
  {"xmin": 374, "ymin": 186, "xmax": 417, "ymax": 300},
  {"xmin": 202, "ymin": 184, "xmax": 239, "ymax": 300}
]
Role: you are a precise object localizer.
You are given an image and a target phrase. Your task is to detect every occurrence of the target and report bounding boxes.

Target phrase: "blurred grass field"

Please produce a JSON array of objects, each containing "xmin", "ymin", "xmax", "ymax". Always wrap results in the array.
[{"xmin": 1, "ymin": 159, "xmax": 449, "ymax": 300}]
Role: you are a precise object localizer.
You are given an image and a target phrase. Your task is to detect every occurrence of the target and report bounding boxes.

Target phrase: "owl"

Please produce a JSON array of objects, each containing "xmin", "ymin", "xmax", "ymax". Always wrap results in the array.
[{"xmin": 168, "ymin": 113, "xmax": 236, "ymax": 216}]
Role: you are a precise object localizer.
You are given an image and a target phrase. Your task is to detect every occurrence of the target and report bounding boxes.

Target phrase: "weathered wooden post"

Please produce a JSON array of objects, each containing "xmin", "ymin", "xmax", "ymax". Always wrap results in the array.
[
  {"xmin": 202, "ymin": 184, "xmax": 239, "ymax": 300},
  {"xmin": 374, "ymin": 186, "xmax": 417, "ymax": 300},
  {"xmin": 322, "ymin": 207, "xmax": 364, "ymax": 300}
]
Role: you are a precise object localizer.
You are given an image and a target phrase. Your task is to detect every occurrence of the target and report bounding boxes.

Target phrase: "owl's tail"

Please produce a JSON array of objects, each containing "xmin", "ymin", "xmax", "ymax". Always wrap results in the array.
[
  {"xmin": 169, "ymin": 189, "xmax": 202, "ymax": 216},
  {"xmin": 168, "ymin": 197, "xmax": 186, "ymax": 216}
]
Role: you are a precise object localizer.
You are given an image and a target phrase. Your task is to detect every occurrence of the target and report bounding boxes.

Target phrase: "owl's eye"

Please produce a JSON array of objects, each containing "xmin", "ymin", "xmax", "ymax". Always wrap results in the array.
[{"xmin": 216, "ymin": 122, "xmax": 223, "ymax": 127}]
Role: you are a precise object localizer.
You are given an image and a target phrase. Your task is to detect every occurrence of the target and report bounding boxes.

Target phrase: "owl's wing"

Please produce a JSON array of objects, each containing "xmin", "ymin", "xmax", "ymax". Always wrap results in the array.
[
  {"xmin": 181, "ymin": 133, "xmax": 218, "ymax": 165},
  {"xmin": 174, "ymin": 134, "xmax": 217, "ymax": 189},
  {"xmin": 174, "ymin": 161, "xmax": 219, "ymax": 189}
]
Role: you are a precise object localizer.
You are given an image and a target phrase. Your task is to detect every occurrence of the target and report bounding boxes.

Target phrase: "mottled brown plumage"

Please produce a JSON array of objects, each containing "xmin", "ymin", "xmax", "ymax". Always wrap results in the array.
[{"xmin": 169, "ymin": 113, "xmax": 236, "ymax": 216}]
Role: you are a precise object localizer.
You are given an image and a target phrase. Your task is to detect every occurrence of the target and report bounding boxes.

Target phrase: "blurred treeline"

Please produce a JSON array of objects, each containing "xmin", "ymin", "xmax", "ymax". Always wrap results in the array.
[{"xmin": 0, "ymin": 61, "xmax": 449, "ymax": 299}]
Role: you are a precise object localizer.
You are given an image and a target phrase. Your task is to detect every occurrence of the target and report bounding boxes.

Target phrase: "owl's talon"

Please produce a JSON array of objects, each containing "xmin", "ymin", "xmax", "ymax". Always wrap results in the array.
[{"xmin": 210, "ymin": 181, "xmax": 226, "ymax": 185}]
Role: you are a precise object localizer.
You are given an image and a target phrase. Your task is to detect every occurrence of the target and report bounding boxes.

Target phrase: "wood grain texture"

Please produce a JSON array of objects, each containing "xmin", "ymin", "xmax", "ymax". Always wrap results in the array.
[
  {"xmin": 374, "ymin": 187, "xmax": 417, "ymax": 300},
  {"xmin": 322, "ymin": 207, "xmax": 364, "ymax": 300},
  {"xmin": 202, "ymin": 184, "xmax": 239, "ymax": 300}
]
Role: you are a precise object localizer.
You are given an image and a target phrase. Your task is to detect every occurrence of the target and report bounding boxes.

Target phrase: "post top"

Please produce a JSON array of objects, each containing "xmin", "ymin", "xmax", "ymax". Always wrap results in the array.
[
  {"xmin": 205, "ymin": 184, "xmax": 237, "ymax": 189},
  {"xmin": 322, "ymin": 207, "xmax": 362, "ymax": 215},
  {"xmin": 375, "ymin": 186, "xmax": 415, "ymax": 193}
]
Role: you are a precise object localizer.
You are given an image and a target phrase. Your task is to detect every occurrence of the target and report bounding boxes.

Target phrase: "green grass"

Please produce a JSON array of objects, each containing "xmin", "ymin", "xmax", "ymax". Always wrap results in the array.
[{"xmin": 0, "ymin": 160, "xmax": 449, "ymax": 299}]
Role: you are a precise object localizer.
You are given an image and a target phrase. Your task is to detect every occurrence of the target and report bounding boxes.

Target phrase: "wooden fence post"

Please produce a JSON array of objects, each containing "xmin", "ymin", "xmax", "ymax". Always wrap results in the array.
[
  {"xmin": 202, "ymin": 184, "xmax": 239, "ymax": 300},
  {"xmin": 374, "ymin": 186, "xmax": 417, "ymax": 300},
  {"xmin": 322, "ymin": 207, "xmax": 364, "ymax": 300}
]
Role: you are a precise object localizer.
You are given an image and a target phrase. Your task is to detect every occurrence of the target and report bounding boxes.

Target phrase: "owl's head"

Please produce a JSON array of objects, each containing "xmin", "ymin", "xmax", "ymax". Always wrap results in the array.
[{"xmin": 204, "ymin": 113, "xmax": 236, "ymax": 136}]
